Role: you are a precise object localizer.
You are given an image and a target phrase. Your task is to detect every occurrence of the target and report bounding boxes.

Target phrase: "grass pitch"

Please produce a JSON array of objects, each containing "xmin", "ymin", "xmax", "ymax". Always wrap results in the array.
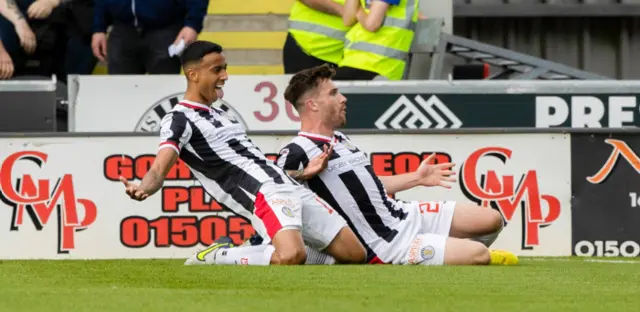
[{"xmin": 1, "ymin": 257, "xmax": 639, "ymax": 312}]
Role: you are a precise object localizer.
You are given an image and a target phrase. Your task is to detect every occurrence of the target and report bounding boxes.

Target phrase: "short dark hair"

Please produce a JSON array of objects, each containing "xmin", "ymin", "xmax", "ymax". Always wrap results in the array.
[
  {"xmin": 180, "ymin": 41, "xmax": 223, "ymax": 67},
  {"xmin": 284, "ymin": 64, "xmax": 336, "ymax": 110}
]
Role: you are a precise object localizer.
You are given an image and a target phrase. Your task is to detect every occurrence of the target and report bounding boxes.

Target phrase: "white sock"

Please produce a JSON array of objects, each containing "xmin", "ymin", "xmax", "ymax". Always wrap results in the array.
[
  {"xmin": 207, "ymin": 244, "xmax": 335, "ymax": 265},
  {"xmin": 304, "ymin": 245, "xmax": 336, "ymax": 265},
  {"xmin": 209, "ymin": 245, "xmax": 275, "ymax": 266}
]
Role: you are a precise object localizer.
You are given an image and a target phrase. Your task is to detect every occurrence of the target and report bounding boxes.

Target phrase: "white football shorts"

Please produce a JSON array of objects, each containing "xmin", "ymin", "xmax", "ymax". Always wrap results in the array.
[
  {"xmin": 397, "ymin": 200, "xmax": 456, "ymax": 266},
  {"xmin": 253, "ymin": 182, "xmax": 348, "ymax": 250}
]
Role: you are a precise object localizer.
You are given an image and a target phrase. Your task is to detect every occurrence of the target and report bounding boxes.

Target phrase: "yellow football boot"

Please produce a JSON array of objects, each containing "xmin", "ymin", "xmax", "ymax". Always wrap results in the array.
[{"xmin": 489, "ymin": 249, "xmax": 519, "ymax": 265}]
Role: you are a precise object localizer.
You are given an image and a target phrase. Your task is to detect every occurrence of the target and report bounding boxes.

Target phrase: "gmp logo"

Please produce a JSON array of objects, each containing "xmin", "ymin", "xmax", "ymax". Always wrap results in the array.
[{"xmin": 134, "ymin": 93, "xmax": 247, "ymax": 132}]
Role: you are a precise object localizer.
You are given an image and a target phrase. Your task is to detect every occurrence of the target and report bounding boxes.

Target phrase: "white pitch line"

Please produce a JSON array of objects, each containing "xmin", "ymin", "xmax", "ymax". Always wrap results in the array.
[
  {"xmin": 521, "ymin": 257, "xmax": 640, "ymax": 264},
  {"xmin": 583, "ymin": 259, "xmax": 640, "ymax": 264},
  {"xmin": 524, "ymin": 257, "xmax": 571, "ymax": 262}
]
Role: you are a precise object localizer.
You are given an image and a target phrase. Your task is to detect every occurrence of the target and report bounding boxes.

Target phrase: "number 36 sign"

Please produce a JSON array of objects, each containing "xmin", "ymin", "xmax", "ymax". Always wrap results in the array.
[
  {"xmin": 250, "ymin": 77, "xmax": 301, "ymax": 128},
  {"xmin": 71, "ymin": 75, "xmax": 300, "ymax": 132}
]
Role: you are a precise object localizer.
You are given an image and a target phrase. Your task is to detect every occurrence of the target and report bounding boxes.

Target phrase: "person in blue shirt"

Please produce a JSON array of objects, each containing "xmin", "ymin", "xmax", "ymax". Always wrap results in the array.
[{"xmin": 91, "ymin": 0, "xmax": 207, "ymax": 74}]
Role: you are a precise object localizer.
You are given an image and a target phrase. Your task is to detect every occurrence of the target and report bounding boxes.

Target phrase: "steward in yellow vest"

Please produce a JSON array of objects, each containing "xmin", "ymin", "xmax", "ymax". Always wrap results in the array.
[
  {"xmin": 284, "ymin": 0, "xmax": 351, "ymax": 73},
  {"xmin": 334, "ymin": 0, "xmax": 419, "ymax": 80}
]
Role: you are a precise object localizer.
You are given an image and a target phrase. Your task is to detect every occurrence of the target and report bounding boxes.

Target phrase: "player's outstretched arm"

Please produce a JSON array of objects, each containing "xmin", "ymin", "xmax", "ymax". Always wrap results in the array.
[
  {"xmin": 285, "ymin": 144, "xmax": 333, "ymax": 181},
  {"xmin": 120, "ymin": 148, "xmax": 179, "ymax": 201},
  {"xmin": 378, "ymin": 172, "xmax": 422, "ymax": 194},
  {"xmin": 378, "ymin": 154, "xmax": 457, "ymax": 193},
  {"xmin": 139, "ymin": 148, "xmax": 179, "ymax": 194}
]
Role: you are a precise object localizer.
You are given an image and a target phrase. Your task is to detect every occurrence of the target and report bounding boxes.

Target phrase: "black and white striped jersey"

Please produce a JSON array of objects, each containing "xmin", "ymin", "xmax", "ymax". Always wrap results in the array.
[
  {"xmin": 276, "ymin": 131, "xmax": 415, "ymax": 263},
  {"xmin": 158, "ymin": 100, "xmax": 296, "ymax": 218}
]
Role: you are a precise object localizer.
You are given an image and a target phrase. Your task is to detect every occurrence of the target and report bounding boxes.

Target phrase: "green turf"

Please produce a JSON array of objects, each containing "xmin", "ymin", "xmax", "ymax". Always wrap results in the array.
[{"xmin": 0, "ymin": 257, "xmax": 638, "ymax": 312}]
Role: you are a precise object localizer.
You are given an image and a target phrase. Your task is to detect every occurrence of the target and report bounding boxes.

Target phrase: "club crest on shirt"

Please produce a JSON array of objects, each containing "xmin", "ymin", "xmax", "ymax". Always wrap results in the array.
[
  {"xmin": 342, "ymin": 140, "xmax": 358, "ymax": 152},
  {"xmin": 421, "ymin": 245, "xmax": 435, "ymax": 261},
  {"xmin": 281, "ymin": 206, "xmax": 295, "ymax": 218},
  {"xmin": 134, "ymin": 93, "xmax": 247, "ymax": 132},
  {"xmin": 160, "ymin": 129, "xmax": 173, "ymax": 141}
]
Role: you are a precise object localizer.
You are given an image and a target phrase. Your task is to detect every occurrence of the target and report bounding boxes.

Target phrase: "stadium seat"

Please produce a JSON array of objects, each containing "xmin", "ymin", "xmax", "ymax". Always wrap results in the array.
[
  {"xmin": 197, "ymin": 32, "xmax": 286, "ymax": 50},
  {"xmin": 208, "ymin": 0, "xmax": 295, "ymax": 15}
]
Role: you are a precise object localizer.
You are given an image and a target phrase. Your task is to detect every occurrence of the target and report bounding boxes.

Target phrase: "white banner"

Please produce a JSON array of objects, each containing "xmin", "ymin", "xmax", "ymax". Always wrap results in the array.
[
  {"xmin": 70, "ymin": 75, "xmax": 298, "ymax": 132},
  {"xmin": 0, "ymin": 133, "xmax": 571, "ymax": 259}
]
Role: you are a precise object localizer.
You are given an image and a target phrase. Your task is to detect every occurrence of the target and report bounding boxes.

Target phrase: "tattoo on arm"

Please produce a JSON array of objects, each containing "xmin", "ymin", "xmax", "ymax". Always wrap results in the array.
[
  {"xmin": 286, "ymin": 169, "xmax": 306, "ymax": 181},
  {"xmin": 138, "ymin": 170, "xmax": 164, "ymax": 196},
  {"xmin": 6, "ymin": 0, "xmax": 24, "ymax": 20}
]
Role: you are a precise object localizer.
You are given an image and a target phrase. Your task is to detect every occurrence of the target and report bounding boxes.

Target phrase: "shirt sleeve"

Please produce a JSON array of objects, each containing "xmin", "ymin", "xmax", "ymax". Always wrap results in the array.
[
  {"xmin": 377, "ymin": 0, "xmax": 400, "ymax": 5},
  {"xmin": 93, "ymin": 0, "xmax": 108, "ymax": 33},
  {"xmin": 184, "ymin": 0, "xmax": 208, "ymax": 33},
  {"xmin": 276, "ymin": 142, "xmax": 310, "ymax": 171},
  {"xmin": 159, "ymin": 113, "xmax": 192, "ymax": 154}
]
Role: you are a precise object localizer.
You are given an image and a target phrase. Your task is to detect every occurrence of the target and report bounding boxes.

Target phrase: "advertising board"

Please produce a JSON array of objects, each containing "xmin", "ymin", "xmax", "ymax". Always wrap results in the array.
[
  {"xmin": 0, "ymin": 133, "xmax": 571, "ymax": 259},
  {"xmin": 69, "ymin": 75, "xmax": 298, "ymax": 132},
  {"xmin": 571, "ymin": 134, "xmax": 640, "ymax": 257},
  {"xmin": 344, "ymin": 94, "xmax": 640, "ymax": 129},
  {"xmin": 69, "ymin": 76, "xmax": 640, "ymax": 132}
]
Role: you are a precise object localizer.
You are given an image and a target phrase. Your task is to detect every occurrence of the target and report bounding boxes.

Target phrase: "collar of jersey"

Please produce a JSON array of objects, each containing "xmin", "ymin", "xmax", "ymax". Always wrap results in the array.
[
  {"xmin": 298, "ymin": 131, "xmax": 335, "ymax": 143},
  {"xmin": 179, "ymin": 100, "xmax": 211, "ymax": 111}
]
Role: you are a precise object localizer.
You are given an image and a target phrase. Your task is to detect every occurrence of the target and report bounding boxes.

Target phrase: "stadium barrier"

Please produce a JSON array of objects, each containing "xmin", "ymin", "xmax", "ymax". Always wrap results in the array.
[
  {"xmin": 1, "ymin": 128, "xmax": 638, "ymax": 260},
  {"xmin": 0, "ymin": 77, "xmax": 58, "ymax": 132},
  {"xmin": 67, "ymin": 75, "xmax": 640, "ymax": 132}
]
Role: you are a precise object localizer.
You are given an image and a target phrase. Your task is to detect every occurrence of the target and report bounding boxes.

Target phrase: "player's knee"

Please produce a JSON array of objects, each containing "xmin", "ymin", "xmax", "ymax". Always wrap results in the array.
[
  {"xmin": 342, "ymin": 243, "xmax": 367, "ymax": 264},
  {"xmin": 275, "ymin": 246, "xmax": 307, "ymax": 265},
  {"xmin": 340, "ymin": 228, "xmax": 367, "ymax": 264},
  {"xmin": 470, "ymin": 242, "xmax": 491, "ymax": 265},
  {"xmin": 488, "ymin": 209, "xmax": 504, "ymax": 233},
  {"xmin": 325, "ymin": 227, "xmax": 367, "ymax": 264}
]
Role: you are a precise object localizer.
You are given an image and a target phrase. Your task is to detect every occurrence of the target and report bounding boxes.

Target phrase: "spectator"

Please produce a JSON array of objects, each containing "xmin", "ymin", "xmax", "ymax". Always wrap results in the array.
[
  {"xmin": 91, "ymin": 0, "xmax": 208, "ymax": 75},
  {"xmin": 0, "ymin": 0, "xmax": 37, "ymax": 79},
  {"xmin": 27, "ymin": 0, "xmax": 97, "ymax": 75},
  {"xmin": 333, "ymin": 0, "xmax": 418, "ymax": 80},
  {"xmin": 284, "ymin": 0, "xmax": 349, "ymax": 74},
  {"xmin": 0, "ymin": 0, "xmax": 80, "ymax": 81}
]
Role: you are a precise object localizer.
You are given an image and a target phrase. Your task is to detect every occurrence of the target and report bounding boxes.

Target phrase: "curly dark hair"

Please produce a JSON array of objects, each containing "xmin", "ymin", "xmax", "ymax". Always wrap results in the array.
[{"xmin": 284, "ymin": 64, "xmax": 336, "ymax": 111}]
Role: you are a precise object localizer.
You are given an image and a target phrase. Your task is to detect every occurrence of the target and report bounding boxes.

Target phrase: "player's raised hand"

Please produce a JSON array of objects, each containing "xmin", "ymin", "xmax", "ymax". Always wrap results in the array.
[
  {"xmin": 306, "ymin": 144, "xmax": 334, "ymax": 176},
  {"xmin": 415, "ymin": 154, "xmax": 457, "ymax": 189},
  {"xmin": 119, "ymin": 176, "xmax": 150, "ymax": 201}
]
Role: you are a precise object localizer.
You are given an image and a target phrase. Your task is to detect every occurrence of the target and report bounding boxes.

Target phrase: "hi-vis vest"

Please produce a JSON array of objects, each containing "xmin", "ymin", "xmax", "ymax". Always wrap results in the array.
[
  {"xmin": 288, "ymin": 0, "xmax": 349, "ymax": 65},
  {"xmin": 339, "ymin": 0, "xmax": 418, "ymax": 80}
]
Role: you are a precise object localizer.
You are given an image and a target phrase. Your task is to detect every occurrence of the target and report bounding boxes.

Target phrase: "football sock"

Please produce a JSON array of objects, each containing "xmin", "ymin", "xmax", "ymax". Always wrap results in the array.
[
  {"xmin": 304, "ymin": 246, "xmax": 336, "ymax": 265},
  {"xmin": 472, "ymin": 222, "xmax": 504, "ymax": 247},
  {"xmin": 209, "ymin": 244, "xmax": 336, "ymax": 265},
  {"xmin": 211, "ymin": 245, "xmax": 274, "ymax": 266}
]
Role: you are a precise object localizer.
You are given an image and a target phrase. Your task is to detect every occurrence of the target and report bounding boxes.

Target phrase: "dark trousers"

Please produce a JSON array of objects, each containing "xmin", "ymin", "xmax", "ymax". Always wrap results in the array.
[
  {"xmin": 0, "ymin": 15, "xmax": 69, "ymax": 82},
  {"xmin": 107, "ymin": 23, "xmax": 181, "ymax": 74},
  {"xmin": 283, "ymin": 32, "xmax": 337, "ymax": 73},
  {"xmin": 66, "ymin": 35, "xmax": 97, "ymax": 75}
]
